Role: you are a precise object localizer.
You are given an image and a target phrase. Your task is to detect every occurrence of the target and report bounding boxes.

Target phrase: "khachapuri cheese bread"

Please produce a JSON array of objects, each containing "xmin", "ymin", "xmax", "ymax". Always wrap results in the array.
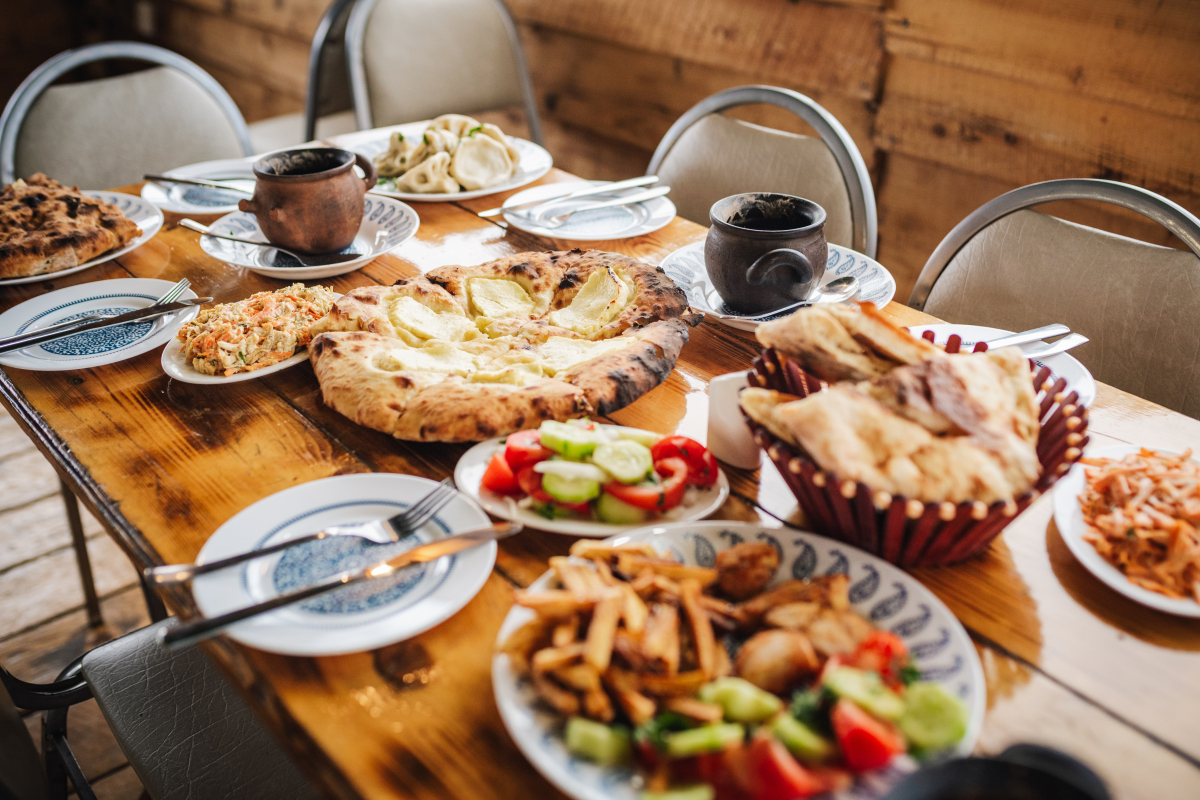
[{"xmin": 308, "ymin": 249, "xmax": 701, "ymax": 442}]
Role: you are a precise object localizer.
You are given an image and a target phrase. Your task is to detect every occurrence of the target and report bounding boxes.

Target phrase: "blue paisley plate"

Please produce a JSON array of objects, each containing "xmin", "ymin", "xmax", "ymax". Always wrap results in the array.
[
  {"xmin": 200, "ymin": 194, "xmax": 419, "ymax": 280},
  {"xmin": 192, "ymin": 474, "xmax": 495, "ymax": 656},
  {"xmin": 140, "ymin": 157, "xmax": 256, "ymax": 215},
  {"xmin": 0, "ymin": 278, "xmax": 199, "ymax": 372},
  {"xmin": 0, "ymin": 191, "xmax": 165, "ymax": 286},
  {"xmin": 493, "ymin": 521, "xmax": 985, "ymax": 800}
]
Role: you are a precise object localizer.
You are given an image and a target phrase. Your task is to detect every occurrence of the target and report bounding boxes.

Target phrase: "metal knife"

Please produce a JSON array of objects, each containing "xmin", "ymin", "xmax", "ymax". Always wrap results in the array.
[
  {"xmin": 158, "ymin": 521, "xmax": 522, "ymax": 649},
  {"xmin": 479, "ymin": 175, "xmax": 660, "ymax": 218},
  {"xmin": 0, "ymin": 298, "xmax": 211, "ymax": 355}
]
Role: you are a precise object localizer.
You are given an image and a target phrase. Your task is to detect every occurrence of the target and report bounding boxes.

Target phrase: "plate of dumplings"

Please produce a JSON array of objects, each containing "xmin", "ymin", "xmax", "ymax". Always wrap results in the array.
[{"xmin": 330, "ymin": 114, "xmax": 553, "ymax": 202}]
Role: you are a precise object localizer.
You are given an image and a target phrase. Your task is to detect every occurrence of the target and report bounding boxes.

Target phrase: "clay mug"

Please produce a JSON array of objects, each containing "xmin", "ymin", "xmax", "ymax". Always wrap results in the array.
[
  {"xmin": 238, "ymin": 148, "xmax": 377, "ymax": 254},
  {"xmin": 705, "ymin": 193, "xmax": 827, "ymax": 314}
]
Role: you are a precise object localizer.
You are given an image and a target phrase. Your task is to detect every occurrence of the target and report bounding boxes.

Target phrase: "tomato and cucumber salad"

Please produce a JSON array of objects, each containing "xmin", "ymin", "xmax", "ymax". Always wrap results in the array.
[{"xmin": 480, "ymin": 421, "xmax": 720, "ymax": 523}]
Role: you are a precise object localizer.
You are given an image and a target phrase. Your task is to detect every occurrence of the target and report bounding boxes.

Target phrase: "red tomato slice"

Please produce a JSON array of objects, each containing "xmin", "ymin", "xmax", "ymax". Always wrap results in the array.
[
  {"xmin": 830, "ymin": 699, "xmax": 906, "ymax": 773},
  {"xmin": 741, "ymin": 734, "xmax": 824, "ymax": 800},
  {"xmin": 481, "ymin": 452, "xmax": 520, "ymax": 495},
  {"xmin": 604, "ymin": 457, "xmax": 689, "ymax": 511},
  {"xmin": 505, "ymin": 429, "xmax": 551, "ymax": 472},
  {"xmin": 650, "ymin": 436, "xmax": 720, "ymax": 487},
  {"xmin": 516, "ymin": 465, "xmax": 591, "ymax": 515},
  {"xmin": 850, "ymin": 631, "xmax": 910, "ymax": 687}
]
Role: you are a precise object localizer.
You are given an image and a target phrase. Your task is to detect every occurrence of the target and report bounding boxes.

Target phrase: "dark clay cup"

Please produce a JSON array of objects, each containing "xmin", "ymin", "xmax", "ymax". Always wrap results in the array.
[
  {"xmin": 238, "ymin": 147, "xmax": 377, "ymax": 255},
  {"xmin": 705, "ymin": 193, "xmax": 827, "ymax": 314}
]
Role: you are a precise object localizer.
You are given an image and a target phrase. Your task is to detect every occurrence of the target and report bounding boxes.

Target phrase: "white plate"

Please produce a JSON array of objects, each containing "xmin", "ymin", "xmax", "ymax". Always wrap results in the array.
[
  {"xmin": 500, "ymin": 182, "xmax": 676, "ymax": 241},
  {"xmin": 658, "ymin": 241, "xmax": 896, "ymax": 331},
  {"xmin": 192, "ymin": 473, "xmax": 496, "ymax": 655},
  {"xmin": 454, "ymin": 427, "xmax": 729, "ymax": 537},
  {"xmin": 332, "ymin": 122, "xmax": 553, "ymax": 202},
  {"xmin": 1053, "ymin": 444, "xmax": 1200, "ymax": 617},
  {"xmin": 0, "ymin": 278, "xmax": 199, "ymax": 371},
  {"xmin": 199, "ymin": 195, "xmax": 419, "ymax": 279},
  {"xmin": 493, "ymin": 521, "xmax": 986, "ymax": 800},
  {"xmin": 907, "ymin": 323, "xmax": 1097, "ymax": 408},
  {"xmin": 0, "ymin": 192, "xmax": 165, "ymax": 286},
  {"xmin": 140, "ymin": 157, "xmax": 256, "ymax": 215}
]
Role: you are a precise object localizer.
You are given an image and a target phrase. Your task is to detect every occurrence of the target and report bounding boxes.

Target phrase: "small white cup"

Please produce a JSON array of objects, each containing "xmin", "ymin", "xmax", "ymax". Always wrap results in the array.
[{"xmin": 707, "ymin": 371, "xmax": 761, "ymax": 470}]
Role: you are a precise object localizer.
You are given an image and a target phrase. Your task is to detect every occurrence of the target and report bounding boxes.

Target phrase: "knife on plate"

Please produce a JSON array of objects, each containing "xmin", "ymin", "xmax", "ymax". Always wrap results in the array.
[
  {"xmin": 0, "ymin": 298, "xmax": 211, "ymax": 355},
  {"xmin": 479, "ymin": 175, "xmax": 660, "ymax": 218}
]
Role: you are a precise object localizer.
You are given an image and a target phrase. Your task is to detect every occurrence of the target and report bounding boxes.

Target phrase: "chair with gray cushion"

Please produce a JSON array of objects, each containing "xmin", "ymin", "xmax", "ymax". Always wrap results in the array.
[
  {"xmin": 909, "ymin": 178, "xmax": 1200, "ymax": 419},
  {"xmin": 345, "ymin": 0, "xmax": 543, "ymax": 144},
  {"xmin": 0, "ymin": 42, "xmax": 252, "ymax": 188},
  {"xmin": 0, "ymin": 620, "xmax": 320, "ymax": 800},
  {"xmin": 646, "ymin": 85, "xmax": 877, "ymax": 257}
]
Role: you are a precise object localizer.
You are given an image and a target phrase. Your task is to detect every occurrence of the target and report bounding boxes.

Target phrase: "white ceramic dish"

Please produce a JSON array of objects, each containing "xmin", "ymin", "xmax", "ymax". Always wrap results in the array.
[
  {"xmin": 500, "ymin": 182, "xmax": 676, "ymax": 241},
  {"xmin": 454, "ymin": 427, "xmax": 729, "ymax": 537},
  {"xmin": 191, "ymin": 473, "xmax": 497, "ymax": 655},
  {"xmin": 493, "ymin": 521, "xmax": 986, "ymax": 800},
  {"xmin": 199, "ymin": 195, "xmax": 419, "ymax": 279},
  {"xmin": 0, "ymin": 278, "xmax": 199, "ymax": 371},
  {"xmin": 0, "ymin": 192, "xmax": 165, "ymax": 286},
  {"xmin": 658, "ymin": 241, "xmax": 896, "ymax": 332},
  {"xmin": 1053, "ymin": 444, "xmax": 1200, "ymax": 617},
  {"xmin": 331, "ymin": 122, "xmax": 553, "ymax": 202},
  {"xmin": 140, "ymin": 157, "xmax": 256, "ymax": 215},
  {"xmin": 907, "ymin": 323, "xmax": 1097, "ymax": 408}
]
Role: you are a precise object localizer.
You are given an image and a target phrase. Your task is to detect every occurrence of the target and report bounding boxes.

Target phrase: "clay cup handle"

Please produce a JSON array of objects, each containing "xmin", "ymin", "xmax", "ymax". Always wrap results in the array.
[
  {"xmin": 745, "ymin": 248, "xmax": 817, "ymax": 300},
  {"xmin": 354, "ymin": 153, "xmax": 378, "ymax": 194},
  {"xmin": 236, "ymin": 195, "xmax": 259, "ymax": 214}
]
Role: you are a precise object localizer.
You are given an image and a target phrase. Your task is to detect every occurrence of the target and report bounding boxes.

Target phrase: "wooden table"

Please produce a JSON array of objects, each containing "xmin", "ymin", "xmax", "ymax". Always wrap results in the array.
[{"xmin": 2, "ymin": 165, "xmax": 1198, "ymax": 800}]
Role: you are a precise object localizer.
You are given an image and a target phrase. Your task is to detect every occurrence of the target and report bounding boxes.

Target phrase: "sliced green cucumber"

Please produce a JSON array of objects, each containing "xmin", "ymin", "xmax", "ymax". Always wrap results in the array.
[
  {"xmin": 898, "ymin": 682, "xmax": 967, "ymax": 750},
  {"xmin": 540, "ymin": 421, "xmax": 603, "ymax": 459},
  {"xmin": 535, "ymin": 459, "xmax": 611, "ymax": 483},
  {"xmin": 822, "ymin": 667, "xmax": 906, "ymax": 721},
  {"xmin": 615, "ymin": 427, "xmax": 663, "ymax": 448},
  {"xmin": 592, "ymin": 440, "xmax": 654, "ymax": 484},
  {"xmin": 769, "ymin": 713, "xmax": 833, "ymax": 763},
  {"xmin": 698, "ymin": 677, "xmax": 784, "ymax": 723},
  {"xmin": 542, "ymin": 472, "xmax": 601, "ymax": 504},
  {"xmin": 565, "ymin": 717, "xmax": 631, "ymax": 765},
  {"xmin": 639, "ymin": 786, "xmax": 715, "ymax": 800},
  {"xmin": 663, "ymin": 723, "xmax": 744, "ymax": 757},
  {"xmin": 595, "ymin": 492, "xmax": 649, "ymax": 525}
]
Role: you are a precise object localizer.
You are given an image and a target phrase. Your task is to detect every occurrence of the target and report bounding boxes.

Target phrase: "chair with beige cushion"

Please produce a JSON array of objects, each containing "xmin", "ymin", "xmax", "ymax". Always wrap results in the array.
[
  {"xmin": 0, "ymin": 42, "xmax": 252, "ymax": 188},
  {"xmin": 345, "ymin": 0, "xmax": 543, "ymax": 143},
  {"xmin": 909, "ymin": 179, "xmax": 1200, "ymax": 418},
  {"xmin": 647, "ymin": 85, "xmax": 877, "ymax": 257}
]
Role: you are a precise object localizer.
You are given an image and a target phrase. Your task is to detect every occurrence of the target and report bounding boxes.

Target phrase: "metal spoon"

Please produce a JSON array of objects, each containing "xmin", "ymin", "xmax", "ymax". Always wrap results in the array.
[
  {"xmin": 144, "ymin": 174, "xmax": 253, "ymax": 194},
  {"xmin": 1020, "ymin": 332, "xmax": 1089, "ymax": 358},
  {"xmin": 180, "ymin": 219, "xmax": 362, "ymax": 267},
  {"xmin": 712, "ymin": 275, "xmax": 859, "ymax": 321}
]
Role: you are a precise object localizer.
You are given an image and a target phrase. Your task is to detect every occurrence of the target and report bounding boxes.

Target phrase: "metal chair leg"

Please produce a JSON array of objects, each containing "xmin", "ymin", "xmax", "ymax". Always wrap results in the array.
[
  {"xmin": 139, "ymin": 572, "xmax": 169, "ymax": 623},
  {"xmin": 42, "ymin": 659, "xmax": 98, "ymax": 800},
  {"xmin": 60, "ymin": 481, "xmax": 103, "ymax": 628}
]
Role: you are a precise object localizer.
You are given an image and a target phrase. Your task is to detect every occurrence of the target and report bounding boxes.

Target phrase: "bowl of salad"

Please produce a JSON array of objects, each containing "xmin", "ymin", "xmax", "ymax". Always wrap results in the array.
[{"xmin": 454, "ymin": 420, "xmax": 729, "ymax": 536}]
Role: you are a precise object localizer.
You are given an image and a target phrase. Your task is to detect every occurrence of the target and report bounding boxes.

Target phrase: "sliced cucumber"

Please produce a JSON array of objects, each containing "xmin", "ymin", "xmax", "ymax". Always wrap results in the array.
[
  {"xmin": 639, "ymin": 786, "xmax": 715, "ymax": 800},
  {"xmin": 663, "ymin": 723, "xmax": 744, "ymax": 757},
  {"xmin": 822, "ymin": 667, "xmax": 906, "ymax": 722},
  {"xmin": 542, "ymin": 472, "xmax": 601, "ymax": 504},
  {"xmin": 898, "ymin": 682, "xmax": 967, "ymax": 750},
  {"xmin": 769, "ymin": 713, "xmax": 833, "ymax": 763},
  {"xmin": 540, "ymin": 421, "xmax": 603, "ymax": 459},
  {"xmin": 698, "ymin": 677, "xmax": 783, "ymax": 723},
  {"xmin": 595, "ymin": 492, "xmax": 649, "ymax": 525},
  {"xmin": 592, "ymin": 440, "xmax": 654, "ymax": 484},
  {"xmin": 565, "ymin": 717, "xmax": 631, "ymax": 765},
  {"xmin": 615, "ymin": 427, "xmax": 663, "ymax": 448},
  {"xmin": 535, "ymin": 459, "xmax": 612, "ymax": 483}
]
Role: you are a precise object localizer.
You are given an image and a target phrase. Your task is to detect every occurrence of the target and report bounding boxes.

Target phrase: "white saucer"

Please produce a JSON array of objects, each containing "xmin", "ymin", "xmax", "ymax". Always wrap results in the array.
[
  {"xmin": 0, "ymin": 279, "xmax": 199, "ymax": 371},
  {"xmin": 0, "ymin": 192, "xmax": 165, "ymax": 286},
  {"xmin": 500, "ymin": 182, "xmax": 676, "ymax": 241},
  {"xmin": 140, "ymin": 157, "xmax": 256, "ymax": 215},
  {"xmin": 161, "ymin": 342, "xmax": 310, "ymax": 384},
  {"xmin": 658, "ymin": 241, "xmax": 897, "ymax": 331},
  {"xmin": 199, "ymin": 195, "xmax": 419, "ymax": 279},
  {"xmin": 192, "ymin": 473, "xmax": 497, "ymax": 655}
]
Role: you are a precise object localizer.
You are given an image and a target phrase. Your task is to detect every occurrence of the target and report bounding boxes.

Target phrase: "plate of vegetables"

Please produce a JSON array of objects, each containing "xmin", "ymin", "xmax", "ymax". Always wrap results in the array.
[
  {"xmin": 493, "ymin": 521, "xmax": 984, "ymax": 800},
  {"xmin": 454, "ymin": 420, "xmax": 730, "ymax": 536}
]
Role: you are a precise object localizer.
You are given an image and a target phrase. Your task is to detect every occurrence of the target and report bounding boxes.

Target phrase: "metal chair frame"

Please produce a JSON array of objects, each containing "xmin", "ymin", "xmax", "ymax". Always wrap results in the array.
[
  {"xmin": 646, "ymin": 85, "xmax": 878, "ymax": 258},
  {"xmin": 0, "ymin": 41, "xmax": 253, "ymax": 186},
  {"xmin": 2, "ymin": 659, "xmax": 95, "ymax": 800},
  {"xmin": 344, "ymin": 0, "xmax": 544, "ymax": 145},
  {"xmin": 908, "ymin": 178, "xmax": 1200, "ymax": 310},
  {"xmin": 304, "ymin": 0, "xmax": 358, "ymax": 142}
]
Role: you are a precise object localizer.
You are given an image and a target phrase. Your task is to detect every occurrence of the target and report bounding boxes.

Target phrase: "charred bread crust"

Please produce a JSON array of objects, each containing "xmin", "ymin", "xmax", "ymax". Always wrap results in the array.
[{"xmin": 561, "ymin": 320, "xmax": 689, "ymax": 415}]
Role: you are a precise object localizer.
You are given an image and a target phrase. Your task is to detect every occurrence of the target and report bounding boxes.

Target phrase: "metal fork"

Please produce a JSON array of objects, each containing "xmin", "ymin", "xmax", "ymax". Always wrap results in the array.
[
  {"xmin": 144, "ymin": 478, "xmax": 458, "ymax": 585},
  {"xmin": 531, "ymin": 186, "xmax": 672, "ymax": 229}
]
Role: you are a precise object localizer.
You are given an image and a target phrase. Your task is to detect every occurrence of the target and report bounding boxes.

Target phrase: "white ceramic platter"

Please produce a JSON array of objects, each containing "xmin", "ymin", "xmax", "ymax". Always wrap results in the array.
[
  {"xmin": 493, "ymin": 521, "xmax": 986, "ymax": 800},
  {"xmin": 199, "ymin": 195, "xmax": 419, "ymax": 279},
  {"xmin": 140, "ymin": 157, "xmax": 256, "ymax": 215},
  {"xmin": 658, "ymin": 241, "xmax": 896, "ymax": 332},
  {"xmin": 332, "ymin": 122, "xmax": 553, "ymax": 202},
  {"xmin": 907, "ymin": 323, "xmax": 1097, "ymax": 408},
  {"xmin": 192, "ymin": 474, "xmax": 497, "ymax": 655},
  {"xmin": 1053, "ymin": 444, "xmax": 1200, "ymax": 617},
  {"xmin": 0, "ymin": 192, "xmax": 165, "ymax": 286},
  {"xmin": 500, "ymin": 181, "xmax": 676, "ymax": 241},
  {"xmin": 454, "ymin": 428, "xmax": 729, "ymax": 537},
  {"xmin": 0, "ymin": 278, "xmax": 199, "ymax": 371}
]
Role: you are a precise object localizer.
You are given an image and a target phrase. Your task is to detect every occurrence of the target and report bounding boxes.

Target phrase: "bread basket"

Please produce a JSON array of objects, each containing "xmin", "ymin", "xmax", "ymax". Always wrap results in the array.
[{"xmin": 744, "ymin": 332, "xmax": 1090, "ymax": 566}]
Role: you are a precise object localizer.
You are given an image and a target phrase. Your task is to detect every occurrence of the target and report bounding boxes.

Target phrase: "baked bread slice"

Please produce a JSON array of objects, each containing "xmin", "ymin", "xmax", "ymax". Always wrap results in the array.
[{"xmin": 0, "ymin": 174, "xmax": 141, "ymax": 279}]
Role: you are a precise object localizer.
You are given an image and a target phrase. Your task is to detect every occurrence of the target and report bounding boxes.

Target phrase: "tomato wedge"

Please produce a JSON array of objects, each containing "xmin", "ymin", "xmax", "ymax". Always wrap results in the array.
[
  {"xmin": 505, "ymin": 429, "xmax": 551, "ymax": 472},
  {"xmin": 741, "ymin": 734, "xmax": 824, "ymax": 799},
  {"xmin": 604, "ymin": 457, "xmax": 689, "ymax": 511},
  {"xmin": 651, "ymin": 436, "xmax": 720, "ymax": 487},
  {"xmin": 850, "ymin": 631, "xmax": 909, "ymax": 687},
  {"xmin": 481, "ymin": 452, "xmax": 520, "ymax": 495},
  {"xmin": 830, "ymin": 699, "xmax": 905, "ymax": 772},
  {"xmin": 516, "ymin": 465, "xmax": 590, "ymax": 515}
]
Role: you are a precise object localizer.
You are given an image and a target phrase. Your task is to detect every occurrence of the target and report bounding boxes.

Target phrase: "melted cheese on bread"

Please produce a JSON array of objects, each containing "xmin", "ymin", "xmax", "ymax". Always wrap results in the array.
[
  {"xmin": 549, "ymin": 267, "xmax": 632, "ymax": 335},
  {"xmin": 388, "ymin": 296, "xmax": 478, "ymax": 343},
  {"xmin": 467, "ymin": 277, "xmax": 536, "ymax": 319}
]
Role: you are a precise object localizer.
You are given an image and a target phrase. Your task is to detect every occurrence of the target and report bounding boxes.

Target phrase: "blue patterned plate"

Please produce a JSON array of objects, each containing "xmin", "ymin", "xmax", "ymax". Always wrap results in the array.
[
  {"xmin": 0, "ymin": 278, "xmax": 199, "ymax": 372},
  {"xmin": 493, "ymin": 521, "xmax": 985, "ymax": 800},
  {"xmin": 192, "ymin": 473, "xmax": 496, "ymax": 656},
  {"xmin": 140, "ymin": 157, "xmax": 256, "ymax": 215}
]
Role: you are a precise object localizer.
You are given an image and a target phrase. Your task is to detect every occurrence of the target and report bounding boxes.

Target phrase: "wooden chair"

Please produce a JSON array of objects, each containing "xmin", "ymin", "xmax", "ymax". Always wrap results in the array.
[
  {"xmin": 344, "ymin": 0, "xmax": 543, "ymax": 144},
  {"xmin": 646, "ymin": 85, "xmax": 877, "ymax": 257},
  {"xmin": 0, "ymin": 42, "xmax": 252, "ymax": 188},
  {"xmin": 909, "ymin": 178, "xmax": 1200, "ymax": 419}
]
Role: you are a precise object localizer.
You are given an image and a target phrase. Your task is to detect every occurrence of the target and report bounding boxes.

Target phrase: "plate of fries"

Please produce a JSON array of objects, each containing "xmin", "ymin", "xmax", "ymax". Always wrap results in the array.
[{"xmin": 492, "ymin": 522, "xmax": 984, "ymax": 800}]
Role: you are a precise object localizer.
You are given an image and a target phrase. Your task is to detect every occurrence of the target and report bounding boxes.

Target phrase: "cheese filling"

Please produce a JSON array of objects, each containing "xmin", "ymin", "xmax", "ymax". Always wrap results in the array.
[
  {"xmin": 373, "ymin": 341, "xmax": 478, "ymax": 375},
  {"xmin": 548, "ymin": 267, "xmax": 632, "ymax": 335},
  {"xmin": 467, "ymin": 277, "xmax": 536, "ymax": 319},
  {"xmin": 536, "ymin": 335, "xmax": 635, "ymax": 375},
  {"xmin": 388, "ymin": 296, "xmax": 478, "ymax": 342}
]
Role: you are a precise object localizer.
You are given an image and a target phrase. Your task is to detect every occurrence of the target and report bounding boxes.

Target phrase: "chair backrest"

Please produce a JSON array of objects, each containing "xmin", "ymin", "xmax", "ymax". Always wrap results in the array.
[
  {"xmin": 0, "ymin": 680, "xmax": 47, "ymax": 800},
  {"xmin": 0, "ymin": 42, "xmax": 252, "ymax": 188},
  {"xmin": 911, "ymin": 179, "xmax": 1200, "ymax": 418},
  {"xmin": 647, "ymin": 86, "xmax": 877, "ymax": 257},
  {"xmin": 304, "ymin": 0, "xmax": 358, "ymax": 142},
  {"xmin": 345, "ymin": 0, "xmax": 543, "ymax": 144}
]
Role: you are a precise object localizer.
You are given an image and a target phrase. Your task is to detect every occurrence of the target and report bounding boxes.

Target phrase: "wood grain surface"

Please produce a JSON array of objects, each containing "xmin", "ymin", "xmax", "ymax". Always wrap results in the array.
[{"xmin": 0, "ymin": 167, "xmax": 1197, "ymax": 800}]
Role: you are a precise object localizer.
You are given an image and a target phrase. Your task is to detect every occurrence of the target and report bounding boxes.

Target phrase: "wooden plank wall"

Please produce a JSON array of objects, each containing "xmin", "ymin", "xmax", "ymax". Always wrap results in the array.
[{"xmin": 149, "ymin": 0, "xmax": 1200, "ymax": 300}]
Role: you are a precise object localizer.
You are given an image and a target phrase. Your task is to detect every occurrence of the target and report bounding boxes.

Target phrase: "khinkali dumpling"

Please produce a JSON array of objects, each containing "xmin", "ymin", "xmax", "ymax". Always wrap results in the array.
[
  {"xmin": 478, "ymin": 123, "xmax": 520, "ymax": 177},
  {"xmin": 450, "ymin": 133, "xmax": 514, "ymax": 191},
  {"xmin": 374, "ymin": 131, "xmax": 419, "ymax": 178},
  {"xmin": 397, "ymin": 152, "xmax": 460, "ymax": 194},
  {"xmin": 429, "ymin": 114, "xmax": 482, "ymax": 138}
]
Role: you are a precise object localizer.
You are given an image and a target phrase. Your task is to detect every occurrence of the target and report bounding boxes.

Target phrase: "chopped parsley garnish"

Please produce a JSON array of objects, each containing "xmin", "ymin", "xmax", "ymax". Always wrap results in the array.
[
  {"xmin": 634, "ymin": 711, "xmax": 692, "ymax": 751},
  {"xmin": 467, "ymin": 125, "xmax": 483, "ymax": 136},
  {"xmin": 899, "ymin": 664, "xmax": 923, "ymax": 686}
]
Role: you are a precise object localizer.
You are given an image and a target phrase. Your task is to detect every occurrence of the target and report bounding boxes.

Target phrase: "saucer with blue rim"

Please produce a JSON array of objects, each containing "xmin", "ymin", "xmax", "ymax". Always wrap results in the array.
[
  {"xmin": 500, "ymin": 181, "xmax": 676, "ymax": 241},
  {"xmin": 191, "ymin": 473, "xmax": 496, "ymax": 655},
  {"xmin": 140, "ymin": 157, "xmax": 256, "ymax": 216}
]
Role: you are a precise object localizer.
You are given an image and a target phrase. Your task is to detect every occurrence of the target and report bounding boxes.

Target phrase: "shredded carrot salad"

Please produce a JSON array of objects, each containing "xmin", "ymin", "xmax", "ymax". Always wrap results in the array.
[{"xmin": 1078, "ymin": 448, "xmax": 1200, "ymax": 602}]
